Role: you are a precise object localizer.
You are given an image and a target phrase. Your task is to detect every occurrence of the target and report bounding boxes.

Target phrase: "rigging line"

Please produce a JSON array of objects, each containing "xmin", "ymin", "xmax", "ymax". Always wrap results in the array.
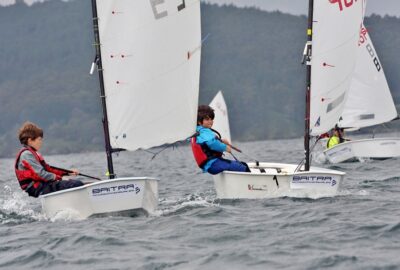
[
  {"xmin": 150, "ymin": 145, "xmax": 172, "ymax": 160},
  {"xmin": 148, "ymin": 132, "xmax": 198, "ymax": 161},
  {"xmin": 142, "ymin": 149, "xmax": 157, "ymax": 155},
  {"xmin": 201, "ymin": 33, "xmax": 211, "ymax": 44},
  {"xmin": 229, "ymin": 151, "xmax": 239, "ymax": 162},
  {"xmin": 295, "ymin": 136, "xmax": 322, "ymax": 172},
  {"xmin": 235, "ymin": 150, "xmax": 259, "ymax": 164},
  {"xmin": 214, "ymin": 135, "xmax": 259, "ymax": 163}
]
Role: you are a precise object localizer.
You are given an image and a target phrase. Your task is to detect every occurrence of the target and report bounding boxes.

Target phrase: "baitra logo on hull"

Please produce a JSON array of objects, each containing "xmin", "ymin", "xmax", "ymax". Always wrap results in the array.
[
  {"xmin": 292, "ymin": 176, "xmax": 337, "ymax": 186},
  {"xmin": 92, "ymin": 184, "xmax": 141, "ymax": 197}
]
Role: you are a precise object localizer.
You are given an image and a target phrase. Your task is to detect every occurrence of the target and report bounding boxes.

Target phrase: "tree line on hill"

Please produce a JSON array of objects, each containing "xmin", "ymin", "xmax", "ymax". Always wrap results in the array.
[{"xmin": 0, "ymin": 0, "xmax": 399, "ymax": 158}]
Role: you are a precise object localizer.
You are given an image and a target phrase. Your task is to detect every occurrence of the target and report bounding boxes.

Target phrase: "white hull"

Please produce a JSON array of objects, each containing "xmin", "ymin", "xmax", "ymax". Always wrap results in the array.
[
  {"xmin": 40, "ymin": 177, "xmax": 158, "ymax": 219},
  {"xmin": 324, "ymin": 138, "xmax": 400, "ymax": 163},
  {"xmin": 213, "ymin": 162, "xmax": 345, "ymax": 199}
]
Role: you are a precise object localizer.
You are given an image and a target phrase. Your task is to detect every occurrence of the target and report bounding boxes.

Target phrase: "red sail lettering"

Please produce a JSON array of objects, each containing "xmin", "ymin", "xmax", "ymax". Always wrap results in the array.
[
  {"xmin": 344, "ymin": 0, "xmax": 354, "ymax": 8},
  {"xmin": 330, "ymin": 0, "xmax": 343, "ymax": 11}
]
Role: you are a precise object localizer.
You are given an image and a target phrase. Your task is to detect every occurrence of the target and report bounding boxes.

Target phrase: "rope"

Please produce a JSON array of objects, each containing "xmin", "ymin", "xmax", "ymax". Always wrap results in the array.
[
  {"xmin": 295, "ymin": 136, "xmax": 322, "ymax": 172},
  {"xmin": 145, "ymin": 132, "xmax": 198, "ymax": 161}
]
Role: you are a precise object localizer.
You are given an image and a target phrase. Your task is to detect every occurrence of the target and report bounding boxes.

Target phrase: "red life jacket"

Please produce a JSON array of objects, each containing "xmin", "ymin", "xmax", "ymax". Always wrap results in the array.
[
  {"xmin": 14, "ymin": 146, "xmax": 65, "ymax": 190},
  {"xmin": 191, "ymin": 136, "xmax": 223, "ymax": 169}
]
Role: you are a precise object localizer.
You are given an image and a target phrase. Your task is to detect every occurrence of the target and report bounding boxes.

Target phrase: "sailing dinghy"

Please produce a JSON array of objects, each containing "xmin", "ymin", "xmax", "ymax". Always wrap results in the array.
[
  {"xmin": 41, "ymin": 0, "xmax": 201, "ymax": 218},
  {"xmin": 209, "ymin": 91, "xmax": 231, "ymax": 142},
  {"xmin": 324, "ymin": 25, "xmax": 400, "ymax": 163},
  {"xmin": 213, "ymin": 0, "xmax": 364, "ymax": 199}
]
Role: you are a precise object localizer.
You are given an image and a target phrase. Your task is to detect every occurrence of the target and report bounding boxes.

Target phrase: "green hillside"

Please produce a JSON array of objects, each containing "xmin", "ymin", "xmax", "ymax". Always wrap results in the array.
[{"xmin": 0, "ymin": 0, "xmax": 399, "ymax": 157}]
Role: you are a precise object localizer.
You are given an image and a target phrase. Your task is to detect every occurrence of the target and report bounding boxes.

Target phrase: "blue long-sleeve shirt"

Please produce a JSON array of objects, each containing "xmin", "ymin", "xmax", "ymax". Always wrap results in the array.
[{"xmin": 196, "ymin": 126, "xmax": 227, "ymax": 172}]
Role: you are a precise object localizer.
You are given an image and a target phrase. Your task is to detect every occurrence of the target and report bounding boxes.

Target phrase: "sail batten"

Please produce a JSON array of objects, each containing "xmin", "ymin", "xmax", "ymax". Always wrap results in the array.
[{"xmin": 96, "ymin": 0, "xmax": 201, "ymax": 151}]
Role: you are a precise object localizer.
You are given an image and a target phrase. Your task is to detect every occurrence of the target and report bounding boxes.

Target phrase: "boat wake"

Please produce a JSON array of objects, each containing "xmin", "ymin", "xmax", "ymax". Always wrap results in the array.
[
  {"xmin": 155, "ymin": 192, "xmax": 219, "ymax": 217},
  {"xmin": 49, "ymin": 208, "xmax": 86, "ymax": 222},
  {"xmin": 1, "ymin": 185, "xmax": 86, "ymax": 223},
  {"xmin": 0, "ymin": 185, "xmax": 44, "ymax": 224},
  {"xmin": 312, "ymin": 151, "xmax": 328, "ymax": 164}
]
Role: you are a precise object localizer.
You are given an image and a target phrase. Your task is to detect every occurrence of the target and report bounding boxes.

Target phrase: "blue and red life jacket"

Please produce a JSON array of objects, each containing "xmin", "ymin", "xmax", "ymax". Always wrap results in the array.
[
  {"xmin": 191, "ymin": 132, "xmax": 223, "ymax": 169},
  {"xmin": 14, "ymin": 146, "xmax": 65, "ymax": 191}
]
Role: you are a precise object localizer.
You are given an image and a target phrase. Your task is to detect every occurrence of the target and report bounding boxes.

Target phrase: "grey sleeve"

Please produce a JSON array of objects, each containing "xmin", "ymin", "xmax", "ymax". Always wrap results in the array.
[{"xmin": 19, "ymin": 151, "xmax": 56, "ymax": 181}]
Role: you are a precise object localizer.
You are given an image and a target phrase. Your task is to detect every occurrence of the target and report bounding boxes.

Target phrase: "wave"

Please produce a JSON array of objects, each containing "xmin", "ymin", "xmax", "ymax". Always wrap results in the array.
[{"xmin": 0, "ymin": 185, "xmax": 45, "ymax": 225}]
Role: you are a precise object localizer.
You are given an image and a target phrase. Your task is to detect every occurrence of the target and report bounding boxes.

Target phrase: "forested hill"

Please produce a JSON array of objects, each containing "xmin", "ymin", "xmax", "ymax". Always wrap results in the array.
[{"xmin": 1, "ymin": 1, "xmax": 400, "ymax": 158}]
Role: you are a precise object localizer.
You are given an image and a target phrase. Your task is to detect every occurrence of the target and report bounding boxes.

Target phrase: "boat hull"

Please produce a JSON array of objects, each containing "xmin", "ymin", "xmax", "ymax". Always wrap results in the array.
[
  {"xmin": 324, "ymin": 138, "xmax": 400, "ymax": 163},
  {"xmin": 213, "ymin": 162, "xmax": 344, "ymax": 199},
  {"xmin": 40, "ymin": 177, "xmax": 158, "ymax": 219}
]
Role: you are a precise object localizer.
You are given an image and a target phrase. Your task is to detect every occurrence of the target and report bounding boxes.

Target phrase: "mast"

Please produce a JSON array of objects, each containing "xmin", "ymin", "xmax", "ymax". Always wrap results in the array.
[
  {"xmin": 304, "ymin": 0, "xmax": 314, "ymax": 171},
  {"xmin": 90, "ymin": 0, "xmax": 115, "ymax": 179}
]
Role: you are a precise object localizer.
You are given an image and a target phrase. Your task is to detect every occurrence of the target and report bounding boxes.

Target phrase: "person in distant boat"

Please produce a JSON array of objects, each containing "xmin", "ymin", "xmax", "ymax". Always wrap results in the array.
[
  {"xmin": 14, "ymin": 122, "xmax": 84, "ymax": 198},
  {"xmin": 191, "ymin": 105, "xmax": 250, "ymax": 174},
  {"xmin": 326, "ymin": 126, "xmax": 346, "ymax": 149}
]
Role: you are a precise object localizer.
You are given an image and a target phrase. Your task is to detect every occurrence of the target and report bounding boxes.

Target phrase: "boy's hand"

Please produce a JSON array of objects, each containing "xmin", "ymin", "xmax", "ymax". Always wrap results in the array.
[
  {"xmin": 69, "ymin": 169, "xmax": 79, "ymax": 176},
  {"xmin": 226, "ymin": 145, "xmax": 232, "ymax": 153},
  {"xmin": 221, "ymin": 138, "xmax": 230, "ymax": 145}
]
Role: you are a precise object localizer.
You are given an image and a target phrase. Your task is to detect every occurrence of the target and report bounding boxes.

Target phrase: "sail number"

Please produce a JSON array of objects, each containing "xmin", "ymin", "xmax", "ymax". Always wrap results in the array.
[
  {"xmin": 329, "ymin": 0, "xmax": 357, "ymax": 11},
  {"xmin": 150, "ymin": 0, "xmax": 186, "ymax": 20},
  {"xmin": 358, "ymin": 27, "xmax": 381, "ymax": 72}
]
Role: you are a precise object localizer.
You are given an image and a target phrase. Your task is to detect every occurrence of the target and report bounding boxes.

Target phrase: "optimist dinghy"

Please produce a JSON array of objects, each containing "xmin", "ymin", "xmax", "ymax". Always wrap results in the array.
[
  {"xmin": 324, "ymin": 25, "xmax": 400, "ymax": 163},
  {"xmin": 213, "ymin": 0, "xmax": 365, "ymax": 199},
  {"xmin": 40, "ymin": 0, "xmax": 202, "ymax": 219}
]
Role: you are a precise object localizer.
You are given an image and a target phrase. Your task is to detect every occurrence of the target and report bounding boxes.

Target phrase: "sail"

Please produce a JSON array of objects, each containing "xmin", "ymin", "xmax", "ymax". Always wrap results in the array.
[
  {"xmin": 338, "ymin": 25, "xmax": 397, "ymax": 129},
  {"xmin": 310, "ymin": 0, "xmax": 364, "ymax": 136},
  {"xmin": 96, "ymin": 0, "xmax": 201, "ymax": 151},
  {"xmin": 209, "ymin": 91, "xmax": 231, "ymax": 142}
]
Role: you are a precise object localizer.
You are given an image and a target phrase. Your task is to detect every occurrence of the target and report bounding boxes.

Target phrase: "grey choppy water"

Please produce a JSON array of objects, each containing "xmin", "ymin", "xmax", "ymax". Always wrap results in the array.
[{"xmin": 1, "ymin": 136, "xmax": 400, "ymax": 269}]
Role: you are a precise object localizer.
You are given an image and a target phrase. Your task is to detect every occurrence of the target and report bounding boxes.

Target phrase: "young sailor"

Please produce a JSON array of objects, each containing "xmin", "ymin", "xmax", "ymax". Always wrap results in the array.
[
  {"xmin": 15, "ymin": 122, "xmax": 84, "ymax": 197},
  {"xmin": 191, "ymin": 105, "xmax": 249, "ymax": 175},
  {"xmin": 327, "ymin": 126, "xmax": 345, "ymax": 149}
]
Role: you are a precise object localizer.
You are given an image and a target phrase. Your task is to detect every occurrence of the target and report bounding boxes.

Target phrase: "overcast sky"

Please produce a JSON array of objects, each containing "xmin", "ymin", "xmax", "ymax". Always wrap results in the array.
[
  {"xmin": 0, "ymin": 0, "xmax": 399, "ymax": 17},
  {"xmin": 205, "ymin": 0, "xmax": 400, "ymax": 16}
]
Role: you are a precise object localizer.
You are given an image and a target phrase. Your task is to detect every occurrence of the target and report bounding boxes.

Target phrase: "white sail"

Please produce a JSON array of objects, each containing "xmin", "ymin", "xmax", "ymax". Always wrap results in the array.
[
  {"xmin": 96, "ymin": 0, "xmax": 201, "ymax": 150},
  {"xmin": 338, "ymin": 25, "xmax": 397, "ymax": 129},
  {"xmin": 310, "ymin": 0, "xmax": 364, "ymax": 135},
  {"xmin": 209, "ymin": 91, "xmax": 231, "ymax": 142}
]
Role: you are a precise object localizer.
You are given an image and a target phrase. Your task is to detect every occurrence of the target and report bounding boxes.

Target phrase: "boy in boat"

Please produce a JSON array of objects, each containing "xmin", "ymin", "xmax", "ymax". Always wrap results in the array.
[
  {"xmin": 191, "ymin": 105, "xmax": 250, "ymax": 174},
  {"xmin": 15, "ymin": 122, "xmax": 84, "ymax": 198}
]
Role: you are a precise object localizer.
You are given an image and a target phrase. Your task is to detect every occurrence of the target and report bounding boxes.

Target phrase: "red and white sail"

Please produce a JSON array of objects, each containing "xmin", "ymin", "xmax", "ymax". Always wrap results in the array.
[
  {"xmin": 310, "ymin": 0, "xmax": 365, "ymax": 135},
  {"xmin": 338, "ymin": 25, "xmax": 397, "ymax": 129}
]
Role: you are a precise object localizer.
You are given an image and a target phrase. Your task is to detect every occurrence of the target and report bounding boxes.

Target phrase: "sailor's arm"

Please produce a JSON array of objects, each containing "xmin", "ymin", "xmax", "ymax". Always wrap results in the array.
[{"xmin": 19, "ymin": 151, "xmax": 57, "ymax": 181}]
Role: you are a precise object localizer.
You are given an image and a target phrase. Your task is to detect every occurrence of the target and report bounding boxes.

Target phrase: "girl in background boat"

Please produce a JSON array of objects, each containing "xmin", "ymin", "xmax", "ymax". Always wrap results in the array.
[
  {"xmin": 14, "ymin": 122, "xmax": 84, "ymax": 197},
  {"xmin": 191, "ymin": 105, "xmax": 250, "ymax": 174},
  {"xmin": 326, "ymin": 126, "xmax": 347, "ymax": 149}
]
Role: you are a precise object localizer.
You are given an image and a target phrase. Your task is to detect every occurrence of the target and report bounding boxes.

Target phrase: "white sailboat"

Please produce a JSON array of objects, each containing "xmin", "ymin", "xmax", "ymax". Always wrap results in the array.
[
  {"xmin": 324, "ymin": 25, "xmax": 400, "ymax": 163},
  {"xmin": 209, "ymin": 91, "xmax": 231, "ymax": 142},
  {"xmin": 212, "ymin": 0, "xmax": 364, "ymax": 199},
  {"xmin": 41, "ymin": 0, "xmax": 201, "ymax": 218}
]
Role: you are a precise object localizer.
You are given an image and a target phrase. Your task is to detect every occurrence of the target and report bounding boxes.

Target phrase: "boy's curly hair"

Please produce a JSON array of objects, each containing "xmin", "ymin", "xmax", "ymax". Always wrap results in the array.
[
  {"xmin": 197, "ymin": 105, "xmax": 215, "ymax": 124},
  {"xmin": 18, "ymin": 122, "xmax": 43, "ymax": 145}
]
